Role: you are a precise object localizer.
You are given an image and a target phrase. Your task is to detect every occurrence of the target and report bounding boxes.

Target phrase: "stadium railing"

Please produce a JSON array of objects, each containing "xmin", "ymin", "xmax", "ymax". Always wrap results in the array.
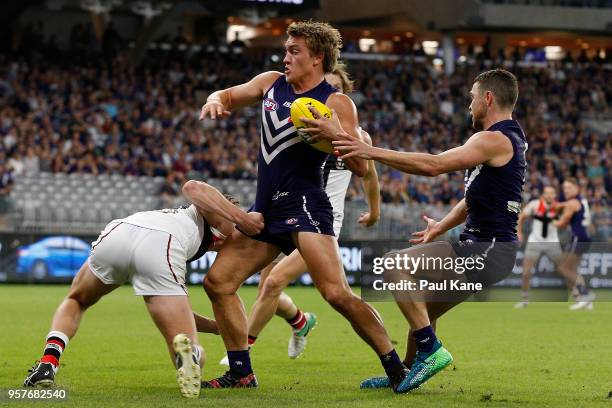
[{"xmin": 4, "ymin": 173, "xmax": 610, "ymax": 242}]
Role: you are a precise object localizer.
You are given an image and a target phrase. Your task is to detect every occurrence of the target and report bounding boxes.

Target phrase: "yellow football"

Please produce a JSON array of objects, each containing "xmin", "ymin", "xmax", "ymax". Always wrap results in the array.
[{"xmin": 290, "ymin": 97, "xmax": 334, "ymax": 153}]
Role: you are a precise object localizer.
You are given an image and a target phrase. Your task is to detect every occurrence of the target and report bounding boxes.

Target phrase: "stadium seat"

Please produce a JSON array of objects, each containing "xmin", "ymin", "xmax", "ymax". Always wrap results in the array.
[
  {"xmin": 22, "ymin": 202, "xmax": 38, "ymax": 227},
  {"xmin": 52, "ymin": 207, "xmax": 69, "ymax": 224}
]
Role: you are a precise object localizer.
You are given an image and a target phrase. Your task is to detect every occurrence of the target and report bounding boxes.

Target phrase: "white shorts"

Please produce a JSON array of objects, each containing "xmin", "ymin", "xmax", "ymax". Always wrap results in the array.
[
  {"xmin": 88, "ymin": 221, "xmax": 188, "ymax": 296},
  {"xmin": 325, "ymin": 169, "xmax": 351, "ymax": 237},
  {"xmin": 523, "ymin": 241, "xmax": 563, "ymax": 262}
]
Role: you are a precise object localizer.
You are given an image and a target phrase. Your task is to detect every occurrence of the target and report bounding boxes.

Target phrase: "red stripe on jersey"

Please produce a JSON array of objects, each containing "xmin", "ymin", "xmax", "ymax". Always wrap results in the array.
[{"xmin": 536, "ymin": 199, "xmax": 557, "ymax": 218}]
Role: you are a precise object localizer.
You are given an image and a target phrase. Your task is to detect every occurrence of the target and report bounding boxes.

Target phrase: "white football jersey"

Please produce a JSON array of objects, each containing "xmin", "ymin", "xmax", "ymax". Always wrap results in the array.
[
  {"xmin": 525, "ymin": 199, "xmax": 559, "ymax": 243},
  {"xmin": 118, "ymin": 204, "xmax": 204, "ymax": 260}
]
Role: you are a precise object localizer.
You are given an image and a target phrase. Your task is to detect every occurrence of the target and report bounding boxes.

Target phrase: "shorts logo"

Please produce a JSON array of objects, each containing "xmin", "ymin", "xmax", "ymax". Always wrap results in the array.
[
  {"xmin": 272, "ymin": 191, "xmax": 289, "ymax": 200},
  {"xmin": 283, "ymin": 101, "xmax": 292, "ymax": 108},
  {"xmin": 458, "ymin": 239, "xmax": 474, "ymax": 247},
  {"xmin": 263, "ymin": 98, "xmax": 278, "ymax": 111},
  {"xmin": 285, "ymin": 218, "xmax": 298, "ymax": 225},
  {"xmin": 310, "ymin": 220, "xmax": 320, "ymax": 227}
]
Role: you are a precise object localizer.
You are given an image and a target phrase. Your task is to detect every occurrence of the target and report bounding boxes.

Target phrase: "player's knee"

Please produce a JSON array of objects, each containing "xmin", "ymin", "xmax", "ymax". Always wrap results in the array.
[
  {"xmin": 203, "ymin": 273, "xmax": 238, "ymax": 298},
  {"xmin": 319, "ymin": 285, "xmax": 351, "ymax": 309},
  {"xmin": 382, "ymin": 266, "xmax": 410, "ymax": 285},
  {"xmin": 261, "ymin": 274, "xmax": 285, "ymax": 298},
  {"xmin": 67, "ymin": 290, "xmax": 96, "ymax": 310},
  {"xmin": 203, "ymin": 275, "xmax": 220, "ymax": 297}
]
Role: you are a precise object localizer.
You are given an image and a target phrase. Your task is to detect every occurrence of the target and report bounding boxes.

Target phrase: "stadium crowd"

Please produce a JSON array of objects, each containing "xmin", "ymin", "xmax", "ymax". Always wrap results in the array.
[{"xmin": 0, "ymin": 24, "xmax": 609, "ymax": 238}]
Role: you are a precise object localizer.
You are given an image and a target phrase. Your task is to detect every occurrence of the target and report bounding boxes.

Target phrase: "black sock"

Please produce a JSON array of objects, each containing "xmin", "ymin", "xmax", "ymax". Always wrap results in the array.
[
  {"xmin": 379, "ymin": 349, "xmax": 404, "ymax": 378},
  {"xmin": 402, "ymin": 359, "xmax": 412, "ymax": 371},
  {"xmin": 227, "ymin": 350, "xmax": 252, "ymax": 377},
  {"xmin": 413, "ymin": 325, "xmax": 438, "ymax": 353},
  {"xmin": 40, "ymin": 331, "xmax": 69, "ymax": 368},
  {"xmin": 575, "ymin": 283, "xmax": 589, "ymax": 296}
]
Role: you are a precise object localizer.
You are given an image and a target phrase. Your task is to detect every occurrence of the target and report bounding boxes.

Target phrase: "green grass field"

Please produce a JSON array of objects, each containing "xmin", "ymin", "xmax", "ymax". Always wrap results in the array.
[{"xmin": 1, "ymin": 285, "xmax": 611, "ymax": 407}]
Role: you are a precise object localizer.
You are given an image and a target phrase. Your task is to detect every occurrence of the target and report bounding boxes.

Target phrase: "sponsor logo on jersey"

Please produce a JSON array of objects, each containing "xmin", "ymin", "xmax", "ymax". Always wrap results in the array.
[
  {"xmin": 263, "ymin": 98, "xmax": 278, "ymax": 111},
  {"xmin": 283, "ymin": 101, "xmax": 292, "ymax": 108},
  {"xmin": 285, "ymin": 218, "xmax": 298, "ymax": 225},
  {"xmin": 260, "ymin": 87, "xmax": 301, "ymax": 164},
  {"xmin": 507, "ymin": 201, "xmax": 521, "ymax": 213}
]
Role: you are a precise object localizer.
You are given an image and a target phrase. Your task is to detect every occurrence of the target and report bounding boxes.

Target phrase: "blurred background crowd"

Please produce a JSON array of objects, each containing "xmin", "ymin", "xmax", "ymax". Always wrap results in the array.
[{"xmin": 0, "ymin": 15, "xmax": 609, "ymax": 240}]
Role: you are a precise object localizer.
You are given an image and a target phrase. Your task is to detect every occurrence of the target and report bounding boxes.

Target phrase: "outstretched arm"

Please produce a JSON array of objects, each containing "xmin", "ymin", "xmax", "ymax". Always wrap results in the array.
[
  {"xmin": 410, "ymin": 199, "xmax": 468, "ymax": 244},
  {"xmin": 181, "ymin": 180, "xmax": 264, "ymax": 236},
  {"xmin": 200, "ymin": 71, "xmax": 282, "ymax": 120},
  {"xmin": 554, "ymin": 199, "xmax": 579, "ymax": 229},
  {"xmin": 334, "ymin": 131, "xmax": 513, "ymax": 176}
]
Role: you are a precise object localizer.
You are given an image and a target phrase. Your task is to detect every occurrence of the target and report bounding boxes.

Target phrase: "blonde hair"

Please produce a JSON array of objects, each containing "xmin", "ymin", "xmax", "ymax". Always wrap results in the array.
[
  {"xmin": 329, "ymin": 62, "xmax": 354, "ymax": 93},
  {"xmin": 287, "ymin": 20, "xmax": 342, "ymax": 74}
]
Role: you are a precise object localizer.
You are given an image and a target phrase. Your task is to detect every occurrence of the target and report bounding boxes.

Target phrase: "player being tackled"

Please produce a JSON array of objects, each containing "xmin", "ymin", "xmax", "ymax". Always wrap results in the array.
[
  {"xmin": 199, "ymin": 20, "xmax": 409, "ymax": 392},
  {"xmin": 217, "ymin": 66, "xmax": 380, "ymax": 367}
]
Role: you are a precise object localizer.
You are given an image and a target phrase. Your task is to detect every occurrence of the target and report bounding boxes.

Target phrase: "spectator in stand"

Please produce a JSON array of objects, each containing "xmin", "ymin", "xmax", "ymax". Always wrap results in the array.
[
  {"xmin": 158, "ymin": 171, "xmax": 186, "ymax": 208},
  {"xmin": 23, "ymin": 147, "xmax": 40, "ymax": 176}
]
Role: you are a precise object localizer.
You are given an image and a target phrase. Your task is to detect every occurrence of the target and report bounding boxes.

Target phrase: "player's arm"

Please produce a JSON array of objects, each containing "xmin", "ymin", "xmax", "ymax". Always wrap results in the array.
[
  {"xmin": 200, "ymin": 71, "xmax": 282, "ymax": 120},
  {"xmin": 181, "ymin": 180, "xmax": 264, "ymax": 236},
  {"xmin": 300, "ymin": 93, "xmax": 367, "ymax": 177},
  {"xmin": 193, "ymin": 312, "xmax": 219, "ymax": 335},
  {"xmin": 517, "ymin": 202, "xmax": 534, "ymax": 242},
  {"xmin": 327, "ymin": 94, "xmax": 367, "ymax": 177},
  {"xmin": 410, "ymin": 198, "xmax": 468, "ymax": 244},
  {"xmin": 334, "ymin": 131, "xmax": 512, "ymax": 176},
  {"xmin": 554, "ymin": 199, "xmax": 580, "ymax": 229},
  {"xmin": 358, "ymin": 131, "xmax": 381, "ymax": 227}
]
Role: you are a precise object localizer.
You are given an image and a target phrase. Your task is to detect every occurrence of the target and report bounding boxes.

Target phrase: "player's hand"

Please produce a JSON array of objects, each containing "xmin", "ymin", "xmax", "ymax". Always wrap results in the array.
[
  {"xmin": 238, "ymin": 211, "xmax": 264, "ymax": 236},
  {"xmin": 333, "ymin": 138, "xmax": 376, "ymax": 160},
  {"xmin": 357, "ymin": 211, "xmax": 379, "ymax": 227},
  {"xmin": 200, "ymin": 99, "xmax": 231, "ymax": 120},
  {"xmin": 517, "ymin": 230, "xmax": 524, "ymax": 243},
  {"xmin": 194, "ymin": 314, "xmax": 219, "ymax": 335},
  {"xmin": 300, "ymin": 106, "xmax": 345, "ymax": 142},
  {"xmin": 554, "ymin": 201, "xmax": 566, "ymax": 212},
  {"xmin": 409, "ymin": 215, "xmax": 440, "ymax": 244}
]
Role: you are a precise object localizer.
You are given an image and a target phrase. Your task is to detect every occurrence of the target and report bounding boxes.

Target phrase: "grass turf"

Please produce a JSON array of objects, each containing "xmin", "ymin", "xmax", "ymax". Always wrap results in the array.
[{"xmin": 1, "ymin": 285, "xmax": 611, "ymax": 407}]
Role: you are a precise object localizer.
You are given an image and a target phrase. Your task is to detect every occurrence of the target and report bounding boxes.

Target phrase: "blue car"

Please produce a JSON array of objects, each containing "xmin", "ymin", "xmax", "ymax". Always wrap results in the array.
[{"xmin": 16, "ymin": 236, "xmax": 91, "ymax": 280}]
